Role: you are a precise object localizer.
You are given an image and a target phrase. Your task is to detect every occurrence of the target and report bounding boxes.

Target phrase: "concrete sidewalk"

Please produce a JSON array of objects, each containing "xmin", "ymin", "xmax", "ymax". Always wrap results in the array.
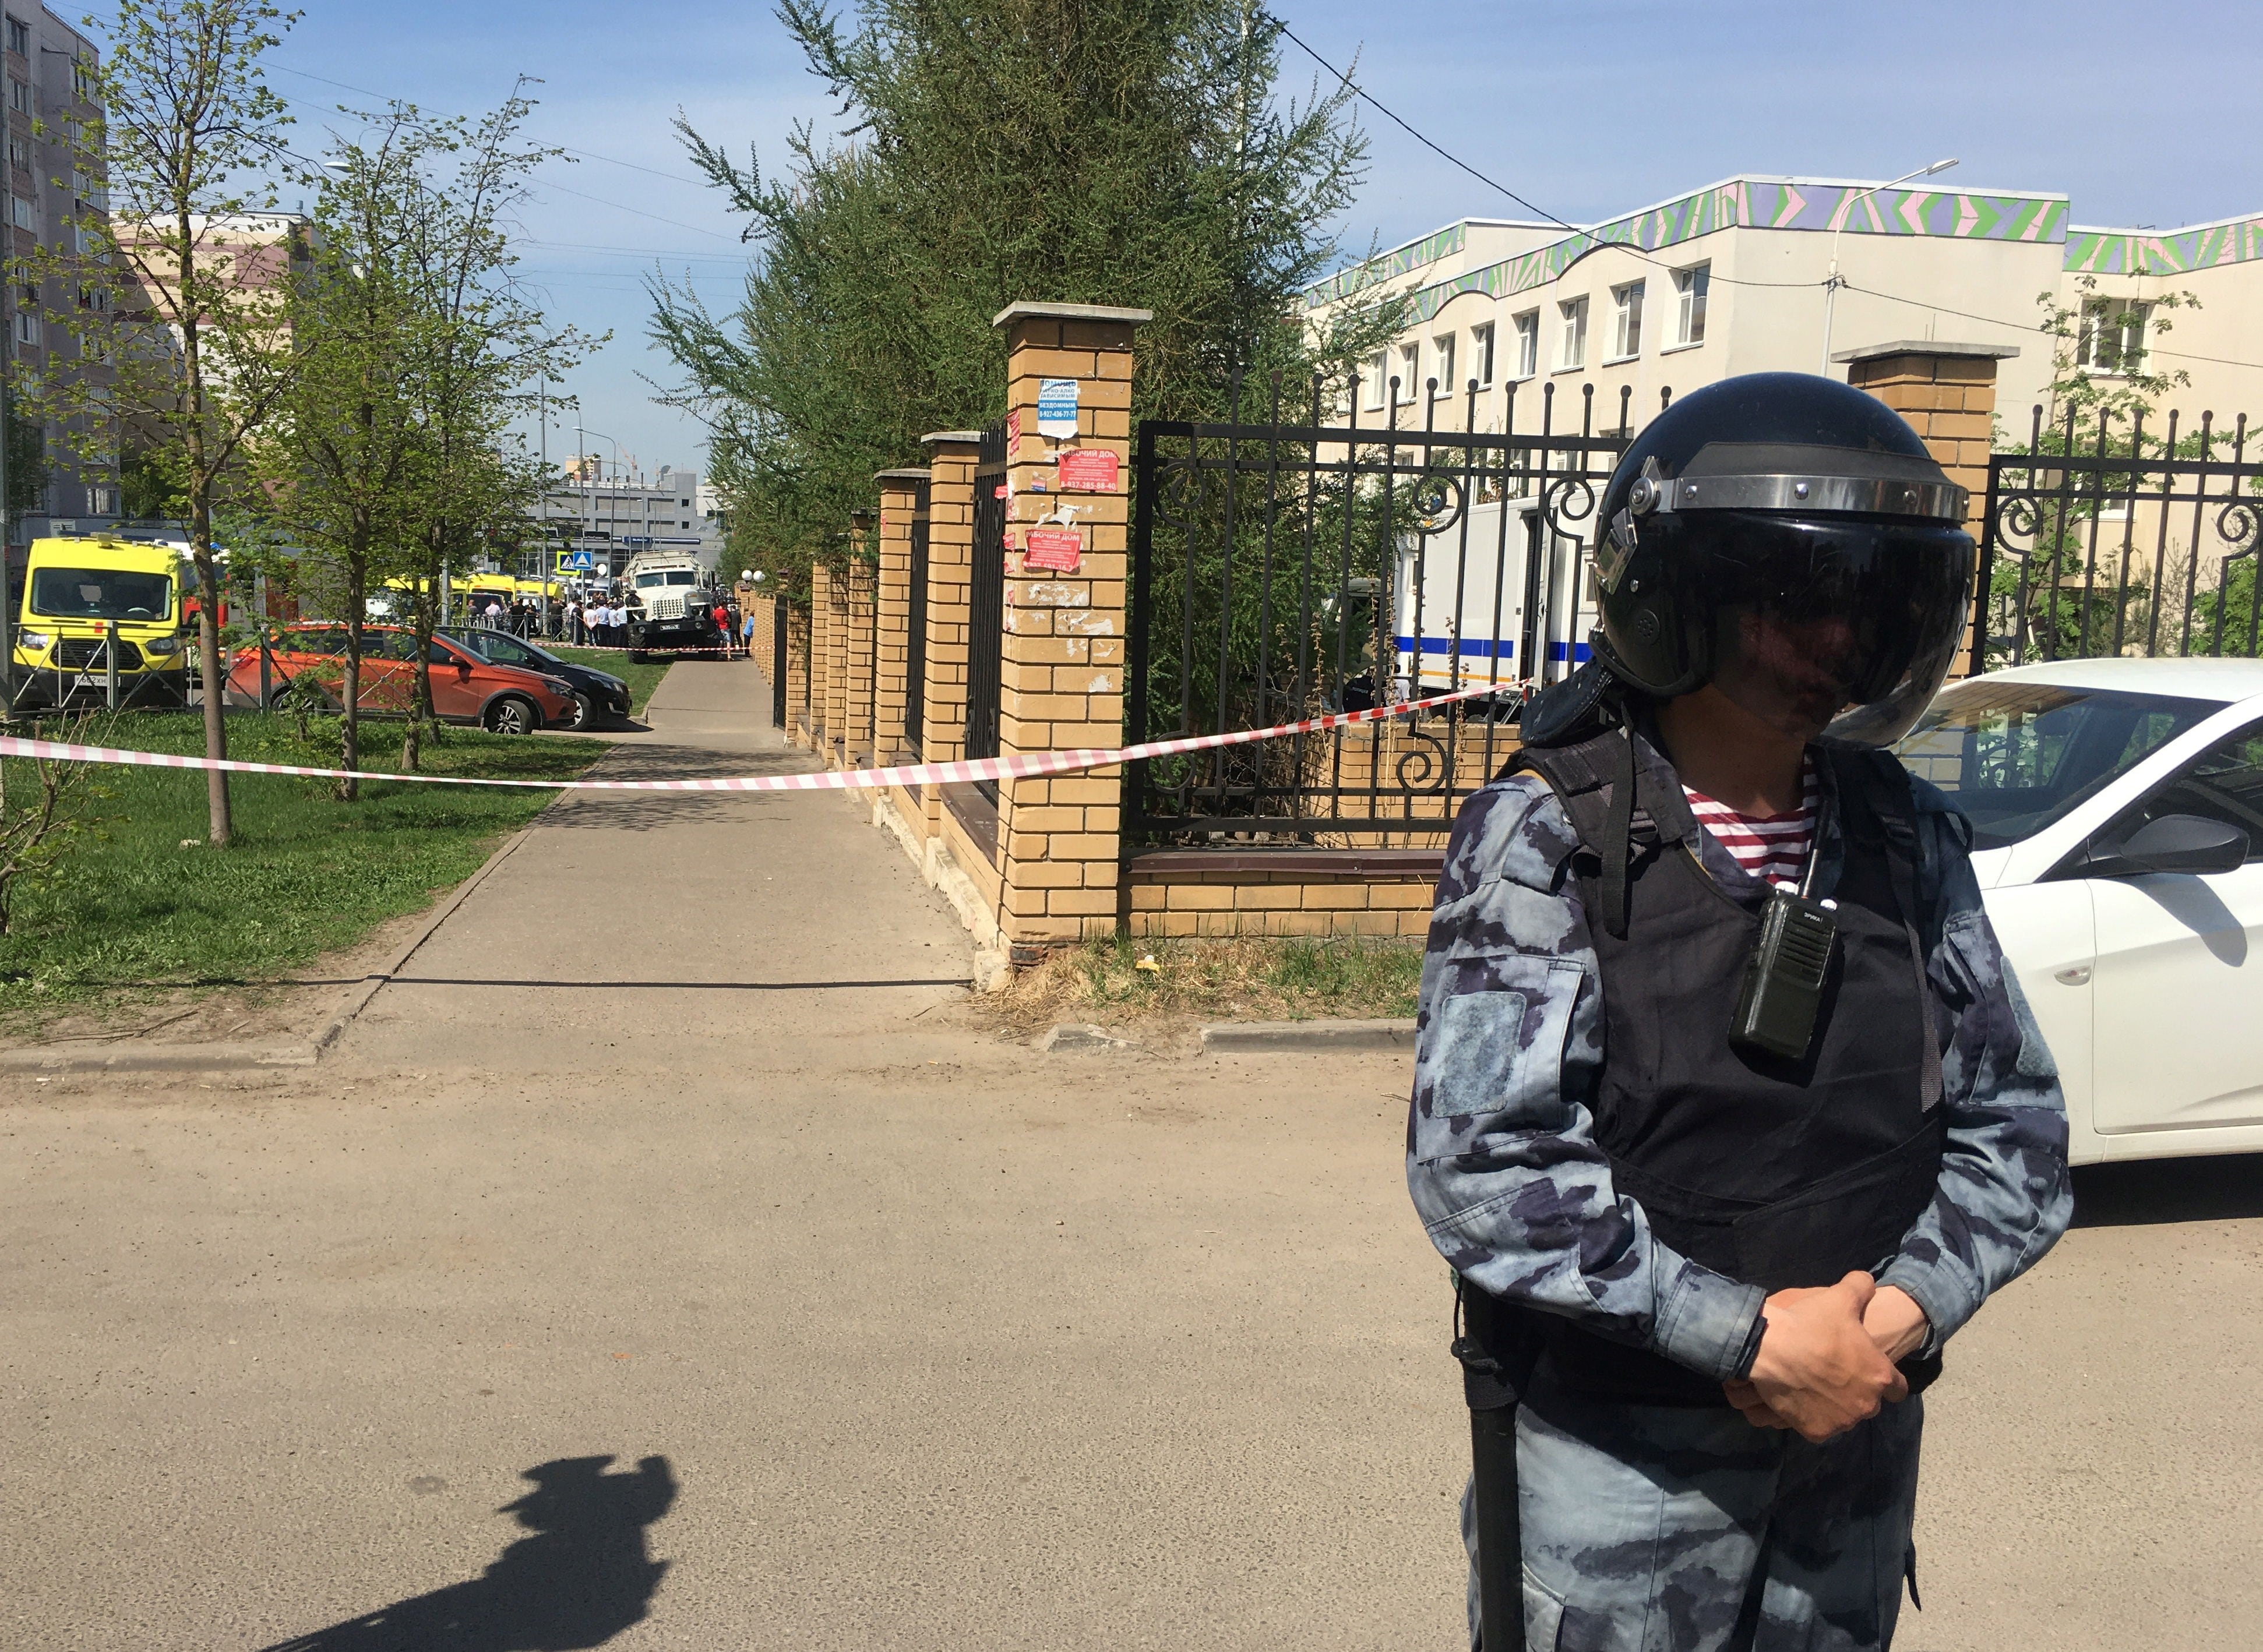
[
  {"xmin": 340, "ymin": 655, "xmax": 974, "ymax": 1075},
  {"xmin": 2, "ymin": 657, "xmax": 2259, "ymax": 1650}
]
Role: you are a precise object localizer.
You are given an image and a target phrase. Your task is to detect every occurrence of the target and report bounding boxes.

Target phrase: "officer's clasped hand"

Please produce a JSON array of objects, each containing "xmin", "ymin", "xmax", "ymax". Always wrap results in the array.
[{"xmin": 1723, "ymin": 1271, "xmax": 1909, "ymax": 1443}]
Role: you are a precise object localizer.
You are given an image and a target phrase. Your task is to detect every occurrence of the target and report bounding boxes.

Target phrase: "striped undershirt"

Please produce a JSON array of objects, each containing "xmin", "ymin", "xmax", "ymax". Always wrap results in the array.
[{"xmin": 1683, "ymin": 758, "xmax": 1819, "ymax": 890}]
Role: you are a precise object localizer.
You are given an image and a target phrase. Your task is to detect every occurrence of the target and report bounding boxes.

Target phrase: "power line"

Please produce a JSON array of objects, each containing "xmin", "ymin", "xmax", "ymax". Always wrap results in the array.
[
  {"xmin": 269, "ymin": 61, "xmax": 711, "ymax": 188},
  {"xmin": 1273, "ymin": 19, "xmax": 2263, "ymax": 382},
  {"xmin": 1838, "ymin": 281, "xmax": 2263, "ymax": 376},
  {"xmin": 266, "ymin": 69, "xmax": 737, "ymax": 241},
  {"xmin": 1269, "ymin": 15, "xmax": 1820, "ymax": 294}
]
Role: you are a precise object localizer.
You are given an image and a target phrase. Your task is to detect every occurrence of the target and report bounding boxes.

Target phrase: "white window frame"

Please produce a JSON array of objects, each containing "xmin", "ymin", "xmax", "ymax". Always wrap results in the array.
[
  {"xmin": 2078, "ymin": 298, "xmax": 2150, "ymax": 377},
  {"xmin": 9, "ymin": 192, "xmax": 33, "ymax": 230},
  {"xmin": 1512, "ymin": 310, "xmax": 1539, "ymax": 379},
  {"xmin": 1361, "ymin": 351, "xmax": 1386, "ymax": 411},
  {"xmin": 1670, "ymin": 263, "xmax": 1710, "ymax": 350},
  {"xmin": 13, "ymin": 306, "xmax": 37, "ymax": 345},
  {"xmin": 1556, "ymin": 296, "xmax": 1588, "ymax": 372},
  {"xmin": 6, "ymin": 76, "xmax": 27, "ymax": 115},
  {"xmin": 1471, "ymin": 321, "xmax": 1496, "ymax": 388},
  {"xmin": 1609, "ymin": 281, "xmax": 1645, "ymax": 363},
  {"xmin": 3, "ymin": 17, "xmax": 26, "ymax": 58},
  {"xmin": 1430, "ymin": 331, "xmax": 1455, "ymax": 398},
  {"xmin": 1395, "ymin": 340, "xmax": 1419, "ymax": 407}
]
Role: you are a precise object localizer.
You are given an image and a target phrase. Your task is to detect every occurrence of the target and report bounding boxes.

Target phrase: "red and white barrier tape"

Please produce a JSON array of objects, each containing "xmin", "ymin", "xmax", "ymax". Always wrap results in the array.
[{"xmin": 0, "ymin": 683, "xmax": 1515, "ymax": 794}]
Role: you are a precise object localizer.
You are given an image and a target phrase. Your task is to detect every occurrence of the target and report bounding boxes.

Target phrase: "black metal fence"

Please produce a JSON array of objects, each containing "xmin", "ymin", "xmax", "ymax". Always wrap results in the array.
[
  {"xmin": 1979, "ymin": 404, "xmax": 2263, "ymax": 668},
  {"xmin": 1127, "ymin": 373, "xmax": 1637, "ymax": 841},
  {"xmin": 967, "ymin": 423, "xmax": 1007, "ymax": 793}
]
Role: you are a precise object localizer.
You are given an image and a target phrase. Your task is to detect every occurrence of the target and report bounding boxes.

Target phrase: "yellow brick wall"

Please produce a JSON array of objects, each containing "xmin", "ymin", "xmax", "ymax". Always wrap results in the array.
[
  {"xmin": 842, "ymin": 552, "xmax": 877, "ymax": 767},
  {"xmin": 1125, "ymin": 870, "xmax": 1436, "ymax": 938},
  {"xmin": 993, "ymin": 308, "xmax": 1142, "ymax": 947}
]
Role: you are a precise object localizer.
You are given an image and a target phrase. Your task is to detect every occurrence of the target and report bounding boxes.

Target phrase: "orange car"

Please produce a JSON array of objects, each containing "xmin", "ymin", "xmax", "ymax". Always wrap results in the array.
[{"xmin": 228, "ymin": 623, "xmax": 577, "ymax": 733}]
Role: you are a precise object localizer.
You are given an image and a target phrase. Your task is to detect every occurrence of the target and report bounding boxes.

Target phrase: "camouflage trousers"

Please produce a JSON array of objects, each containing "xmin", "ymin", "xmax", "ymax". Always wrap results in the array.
[{"xmin": 1462, "ymin": 1367, "xmax": 1923, "ymax": 1651}]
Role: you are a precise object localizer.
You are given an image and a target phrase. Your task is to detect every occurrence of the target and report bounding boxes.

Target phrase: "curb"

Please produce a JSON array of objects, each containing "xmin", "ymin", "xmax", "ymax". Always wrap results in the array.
[
  {"xmin": 1199, "ymin": 1018, "xmax": 1416, "ymax": 1054},
  {"xmin": 1, "ymin": 809, "xmax": 552, "ymax": 1077}
]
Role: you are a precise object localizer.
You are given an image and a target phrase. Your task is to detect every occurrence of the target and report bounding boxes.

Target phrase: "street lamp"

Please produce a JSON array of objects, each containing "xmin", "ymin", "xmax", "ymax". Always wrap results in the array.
[{"xmin": 1820, "ymin": 158, "xmax": 1959, "ymax": 375}]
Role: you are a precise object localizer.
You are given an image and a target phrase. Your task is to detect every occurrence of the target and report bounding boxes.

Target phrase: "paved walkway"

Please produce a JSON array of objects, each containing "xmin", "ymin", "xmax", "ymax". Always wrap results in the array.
[
  {"xmin": 2, "ymin": 658, "xmax": 2260, "ymax": 1649},
  {"xmin": 340, "ymin": 655, "xmax": 974, "ymax": 1075}
]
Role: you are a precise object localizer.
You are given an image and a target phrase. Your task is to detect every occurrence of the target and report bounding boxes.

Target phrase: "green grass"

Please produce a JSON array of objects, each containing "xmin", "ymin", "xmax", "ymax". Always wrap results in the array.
[
  {"xmin": 0, "ymin": 712, "xmax": 601, "ymax": 1025},
  {"xmin": 544, "ymin": 646, "xmax": 672, "ymax": 719},
  {"xmin": 988, "ymin": 933, "xmax": 1425, "ymax": 1033}
]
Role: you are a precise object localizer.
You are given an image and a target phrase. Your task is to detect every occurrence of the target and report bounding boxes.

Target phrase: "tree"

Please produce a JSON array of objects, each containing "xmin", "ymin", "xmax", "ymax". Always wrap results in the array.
[
  {"xmin": 261, "ymin": 110, "xmax": 436, "ymax": 797},
  {"xmin": 649, "ymin": 0, "xmax": 1400, "ymax": 599},
  {"xmin": 1989, "ymin": 276, "xmax": 2204, "ymax": 664},
  {"xmin": 22, "ymin": 0, "xmax": 304, "ymax": 846},
  {"xmin": 386, "ymin": 90, "xmax": 594, "ymax": 770}
]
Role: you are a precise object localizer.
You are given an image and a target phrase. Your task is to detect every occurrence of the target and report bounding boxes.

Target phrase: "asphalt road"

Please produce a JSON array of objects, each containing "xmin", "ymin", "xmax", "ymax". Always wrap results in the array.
[{"xmin": 3, "ymin": 658, "xmax": 2258, "ymax": 1650}]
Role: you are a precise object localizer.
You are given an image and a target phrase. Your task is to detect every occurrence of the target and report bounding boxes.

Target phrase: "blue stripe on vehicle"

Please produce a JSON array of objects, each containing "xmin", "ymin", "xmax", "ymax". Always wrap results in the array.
[{"xmin": 1394, "ymin": 634, "xmax": 1515, "ymax": 659}]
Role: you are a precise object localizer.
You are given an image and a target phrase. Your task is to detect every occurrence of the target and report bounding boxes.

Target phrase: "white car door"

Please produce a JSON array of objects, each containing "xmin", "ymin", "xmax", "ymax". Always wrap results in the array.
[
  {"xmin": 1979, "ymin": 879, "xmax": 2098, "ymax": 1151},
  {"xmin": 2089, "ymin": 720, "xmax": 2263, "ymax": 1135}
]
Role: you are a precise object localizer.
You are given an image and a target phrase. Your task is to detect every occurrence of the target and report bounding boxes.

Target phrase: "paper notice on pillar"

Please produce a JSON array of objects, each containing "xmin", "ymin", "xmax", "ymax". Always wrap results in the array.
[
  {"xmin": 1037, "ymin": 378, "xmax": 1080, "ymax": 439},
  {"xmin": 1056, "ymin": 449, "xmax": 1120, "ymax": 493},
  {"xmin": 1006, "ymin": 407, "xmax": 1022, "ymax": 450},
  {"xmin": 1023, "ymin": 528, "xmax": 1083, "ymax": 573}
]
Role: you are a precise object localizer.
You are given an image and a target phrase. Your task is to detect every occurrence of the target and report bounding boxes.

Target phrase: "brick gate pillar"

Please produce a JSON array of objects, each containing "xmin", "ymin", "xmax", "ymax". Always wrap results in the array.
[
  {"xmin": 990, "ymin": 301, "xmax": 1150, "ymax": 958},
  {"xmin": 919, "ymin": 432, "xmax": 984, "ymax": 839},
  {"xmin": 805, "ymin": 562, "xmax": 833, "ymax": 751},
  {"xmin": 873, "ymin": 470, "xmax": 929, "ymax": 766},
  {"xmin": 1835, "ymin": 339, "xmax": 2018, "ymax": 677},
  {"xmin": 843, "ymin": 532, "xmax": 877, "ymax": 767},
  {"xmin": 785, "ymin": 598, "xmax": 810, "ymax": 742},
  {"xmin": 822, "ymin": 557, "xmax": 852, "ymax": 763}
]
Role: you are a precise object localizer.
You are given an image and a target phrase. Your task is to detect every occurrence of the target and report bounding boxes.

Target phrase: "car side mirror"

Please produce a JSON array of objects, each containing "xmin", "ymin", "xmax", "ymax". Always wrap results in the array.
[{"xmin": 2083, "ymin": 813, "xmax": 2251, "ymax": 878}]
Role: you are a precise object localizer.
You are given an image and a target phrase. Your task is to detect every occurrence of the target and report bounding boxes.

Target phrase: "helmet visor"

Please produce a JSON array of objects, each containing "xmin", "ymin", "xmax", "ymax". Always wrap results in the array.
[{"xmin": 1681, "ymin": 513, "xmax": 1975, "ymax": 747}]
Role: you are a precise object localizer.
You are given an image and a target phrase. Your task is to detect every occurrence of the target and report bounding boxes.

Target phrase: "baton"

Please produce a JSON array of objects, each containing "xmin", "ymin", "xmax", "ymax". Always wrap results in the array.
[{"xmin": 1453, "ymin": 1277, "xmax": 1544, "ymax": 1652}]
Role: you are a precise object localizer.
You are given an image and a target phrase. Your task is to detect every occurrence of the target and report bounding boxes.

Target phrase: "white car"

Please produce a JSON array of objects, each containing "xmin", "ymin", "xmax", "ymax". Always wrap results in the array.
[{"xmin": 1894, "ymin": 658, "xmax": 2263, "ymax": 1164}]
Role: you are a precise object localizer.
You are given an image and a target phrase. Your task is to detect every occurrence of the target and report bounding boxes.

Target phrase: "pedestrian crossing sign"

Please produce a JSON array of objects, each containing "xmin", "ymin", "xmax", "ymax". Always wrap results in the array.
[{"xmin": 563, "ymin": 550, "xmax": 596, "ymax": 571}]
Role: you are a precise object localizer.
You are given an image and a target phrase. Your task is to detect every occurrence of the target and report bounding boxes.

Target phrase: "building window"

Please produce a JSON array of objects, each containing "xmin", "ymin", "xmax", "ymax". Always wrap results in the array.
[
  {"xmin": 2078, "ymin": 298, "xmax": 2150, "ymax": 376},
  {"xmin": 1673, "ymin": 264, "xmax": 1709, "ymax": 346},
  {"xmin": 1472, "ymin": 322, "xmax": 1495, "ymax": 387},
  {"xmin": 1609, "ymin": 282, "xmax": 1645, "ymax": 361},
  {"xmin": 7, "ymin": 77, "xmax": 27, "ymax": 115},
  {"xmin": 1557, "ymin": 296, "xmax": 1588, "ymax": 370},
  {"xmin": 14, "ymin": 308, "xmax": 37, "ymax": 344},
  {"xmin": 89, "ymin": 484, "xmax": 115, "ymax": 516},
  {"xmin": 1430, "ymin": 331, "xmax": 1455, "ymax": 397},
  {"xmin": 5, "ymin": 134, "xmax": 24, "ymax": 172},
  {"xmin": 1360, "ymin": 352, "xmax": 1386, "ymax": 411},
  {"xmin": 1513, "ymin": 311, "xmax": 1539, "ymax": 379},
  {"xmin": 9, "ymin": 193, "xmax": 31, "ymax": 230},
  {"xmin": 1396, "ymin": 340, "xmax": 1418, "ymax": 406},
  {"xmin": 3, "ymin": 17, "xmax": 24, "ymax": 57},
  {"xmin": 72, "ymin": 56, "xmax": 91, "ymax": 104}
]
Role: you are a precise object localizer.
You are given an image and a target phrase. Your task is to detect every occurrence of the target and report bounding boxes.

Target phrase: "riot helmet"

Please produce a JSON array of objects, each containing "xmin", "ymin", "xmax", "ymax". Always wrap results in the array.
[{"xmin": 1589, "ymin": 372, "xmax": 1973, "ymax": 747}]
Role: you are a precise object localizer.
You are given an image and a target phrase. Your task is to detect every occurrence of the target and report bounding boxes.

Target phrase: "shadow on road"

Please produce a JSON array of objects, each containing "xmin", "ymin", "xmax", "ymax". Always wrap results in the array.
[
  {"xmin": 258, "ymin": 1455, "xmax": 677, "ymax": 1651},
  {"xmin": 2071, "ymin": 1153, "xmax": 2263, "ymax": 1228}
]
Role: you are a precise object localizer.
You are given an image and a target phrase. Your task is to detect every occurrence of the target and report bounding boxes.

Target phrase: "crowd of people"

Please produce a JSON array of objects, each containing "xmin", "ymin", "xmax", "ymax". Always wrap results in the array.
[{"xmin": 443, "ymin": 582, "xmax": 748, "ymax": 657}]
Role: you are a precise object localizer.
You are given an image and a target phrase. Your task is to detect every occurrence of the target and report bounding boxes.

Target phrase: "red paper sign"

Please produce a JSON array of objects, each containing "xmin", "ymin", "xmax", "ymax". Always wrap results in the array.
[
  {"xmin": 1006, "ymin": 408, "xmax": 1023, "ymax": 450},
  {"xmin": 1056, "ymin": 449, "xmax": 1120, "ymax": 493},
  {"xmin": 1023, "ymin": 528, "xmax": 1083, "ymax": 573}
]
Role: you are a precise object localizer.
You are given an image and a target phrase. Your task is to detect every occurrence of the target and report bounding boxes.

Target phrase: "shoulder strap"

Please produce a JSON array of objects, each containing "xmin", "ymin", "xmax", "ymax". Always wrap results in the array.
[
  {"xmin": 1828, "ymin": 745, "xmax": 1944, "ymax": 1113},
  {"xmin": 1505, "ymin": 730, "xmax": 1650, "ymax": 941}
]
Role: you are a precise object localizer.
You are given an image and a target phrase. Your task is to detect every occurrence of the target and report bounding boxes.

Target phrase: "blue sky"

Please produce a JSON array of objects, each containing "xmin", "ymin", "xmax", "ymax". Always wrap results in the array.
[{"xmin": 229, "ymin": 0, "xmax": 2263, "ymax": 473}]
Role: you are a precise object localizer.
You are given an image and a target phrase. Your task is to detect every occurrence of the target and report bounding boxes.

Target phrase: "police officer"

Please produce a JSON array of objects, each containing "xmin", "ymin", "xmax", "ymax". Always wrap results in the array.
[{"xmin": 1408, "ymin": 373, "xmax": 2072, "ymax": 1651}]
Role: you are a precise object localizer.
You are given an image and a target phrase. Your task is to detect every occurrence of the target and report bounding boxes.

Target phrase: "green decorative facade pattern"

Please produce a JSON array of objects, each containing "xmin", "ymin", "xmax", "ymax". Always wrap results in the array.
[
  {"xmin": 1306, "ymin": 177, "xmax": 2072, "ymax": 317},
  {"xmin": 1306, "ymin": 222, "xmax": 1468, "ymax": 305},
  {"xmin": 2064, "ymin": 215, "xmax": 2263, "ymax": 276}
]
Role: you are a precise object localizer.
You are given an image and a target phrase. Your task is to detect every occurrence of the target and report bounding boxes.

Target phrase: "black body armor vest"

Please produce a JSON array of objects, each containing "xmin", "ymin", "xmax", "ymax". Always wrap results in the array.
[{"xmin": 1507, "ymin": 726, "xmax": 1948, "ymax": 1406}]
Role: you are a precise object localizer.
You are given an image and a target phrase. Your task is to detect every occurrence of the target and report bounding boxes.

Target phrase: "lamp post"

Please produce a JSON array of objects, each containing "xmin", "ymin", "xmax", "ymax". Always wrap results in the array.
[
  {"xmin": 574, "ymin": 422, "xmax": 623, "ymax": 588},
  {"xmin": 1820, "ymin": 158, "xmax": 1959, "ymax": 375}
]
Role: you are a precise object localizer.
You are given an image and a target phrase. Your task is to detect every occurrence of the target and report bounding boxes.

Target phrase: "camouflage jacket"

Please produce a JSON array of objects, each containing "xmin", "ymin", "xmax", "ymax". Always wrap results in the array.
[{"xmin": 1407, "ymin": 739, "xmax": 2073, "ymax": 1383}]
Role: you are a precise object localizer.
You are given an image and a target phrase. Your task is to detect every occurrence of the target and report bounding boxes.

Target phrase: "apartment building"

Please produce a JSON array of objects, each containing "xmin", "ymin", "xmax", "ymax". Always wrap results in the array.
[
  {"xmin": 531, "ymin": 459, "xmax": 717, "ymax": 581},
  {"xmin": 5, "ymin": 3, "xmax": 112, "ymax": 545},
  {"xmin": 1313, "ymin": 174, "xmax": 2263, "ymax": 447}
]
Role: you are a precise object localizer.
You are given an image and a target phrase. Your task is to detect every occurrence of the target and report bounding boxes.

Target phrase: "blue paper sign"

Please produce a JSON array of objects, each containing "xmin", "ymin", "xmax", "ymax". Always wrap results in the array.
[{"xmin": 1037, "ymin": 377, "xmax": 1080, "ymax": 438}]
